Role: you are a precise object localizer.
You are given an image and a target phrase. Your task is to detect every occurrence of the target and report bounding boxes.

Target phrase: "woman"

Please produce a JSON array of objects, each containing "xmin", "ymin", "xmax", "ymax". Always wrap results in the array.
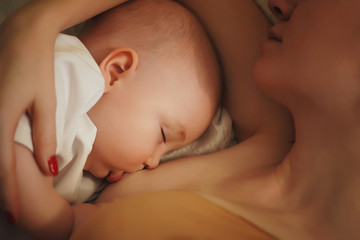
[{"xmin": 4, "ymin": 0, "xmax": 355, "ymax": 239}]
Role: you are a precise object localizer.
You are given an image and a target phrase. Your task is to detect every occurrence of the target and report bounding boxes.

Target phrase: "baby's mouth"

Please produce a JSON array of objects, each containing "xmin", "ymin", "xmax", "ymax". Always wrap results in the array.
[
  {"xmin": 106, "ymin": 171, "xmax": 124, "ymax": 183},
  {"xmin": 104, "ymin": 171, "xmax": 112, "ymax": 179}
]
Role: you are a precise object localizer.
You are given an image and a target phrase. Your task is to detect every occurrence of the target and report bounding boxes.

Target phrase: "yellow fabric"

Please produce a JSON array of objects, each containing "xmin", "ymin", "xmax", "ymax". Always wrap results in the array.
[{"xmin": 71, "ymin": 191, "xmax": 275, "ymax": 240}]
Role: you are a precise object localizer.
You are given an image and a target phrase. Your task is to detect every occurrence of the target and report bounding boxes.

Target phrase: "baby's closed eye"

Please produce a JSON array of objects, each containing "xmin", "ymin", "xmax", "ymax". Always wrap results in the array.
[{"xmin": 161, "ymin": 127, "xmax": 167, "ymax": 143}]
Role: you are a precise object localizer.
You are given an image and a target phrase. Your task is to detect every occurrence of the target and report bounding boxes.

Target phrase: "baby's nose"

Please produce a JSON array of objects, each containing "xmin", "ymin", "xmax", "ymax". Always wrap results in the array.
[{"xmin": 144, "ymin": 156, "xmax": 160, "ymax": 169}]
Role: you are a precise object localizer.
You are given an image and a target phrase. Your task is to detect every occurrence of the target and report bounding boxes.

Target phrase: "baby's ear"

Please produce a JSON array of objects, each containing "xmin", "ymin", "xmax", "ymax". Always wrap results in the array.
[{"xmin": 99, "ymin": 47, "xmax": 138, "ymax": 92}]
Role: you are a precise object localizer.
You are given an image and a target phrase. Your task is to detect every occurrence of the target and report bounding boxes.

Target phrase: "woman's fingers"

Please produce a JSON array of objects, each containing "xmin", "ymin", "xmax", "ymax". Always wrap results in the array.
[{"xmin": 30, "ymin": 91, "xmax": 58, "ymax": 176}]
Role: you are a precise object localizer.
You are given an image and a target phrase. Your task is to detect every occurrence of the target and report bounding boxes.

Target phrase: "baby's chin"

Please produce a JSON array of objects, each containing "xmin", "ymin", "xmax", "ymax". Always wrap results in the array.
[{"xmin": 85, "ymin": 166, "xmax": 110, "ymax": 180}]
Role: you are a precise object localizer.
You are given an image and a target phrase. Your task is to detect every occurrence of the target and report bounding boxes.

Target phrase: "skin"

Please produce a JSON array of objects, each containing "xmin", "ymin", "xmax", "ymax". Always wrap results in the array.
[
  {"xmin": 0, "ymin": 0, "xmax": 220, "ymax": 219},
  {"xmin": 10, "ymin": 1, "xmax": 219, "ymax": 238},
  {"xmin": 4, "ymin": 0, "xmax": 359, "ymax": 239},
  {"xmin": 255, "ymin": 0, "xmax": 360, "ymax": 238},
  {"xmin": 96, "ymin": 0, "xmax": 360, "ymax": 239},
  {"xmin": 82, "ymin": 0, "xmax": 220, "ymax": 183},
  {"xmin": 11, "ymin": 0, "xmax": 218, "ymax": 237},
  {"xmin": 2, "ymin": 0, "xmax": 290, "ymax": 236},
  {"xmin": 86, "ymin": 46, "xmax": 216, "ymax": 182},
  {"xmin": 0, "ymin": 0, "xmax": 130, "ymax": 220},
  {"xmin": 14, "ymin": 42, "xmax": 216, "ymax": 239},
  {"xmin": 97, "ymin": 0, "xmax": 294, "ymax": 235}
]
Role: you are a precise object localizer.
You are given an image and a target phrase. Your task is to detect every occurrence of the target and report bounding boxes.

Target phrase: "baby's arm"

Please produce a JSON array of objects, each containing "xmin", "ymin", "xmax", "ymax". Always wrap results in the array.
[{"xmin": 14, "ymin": 143, "xmax": 101, "ymax": 239}]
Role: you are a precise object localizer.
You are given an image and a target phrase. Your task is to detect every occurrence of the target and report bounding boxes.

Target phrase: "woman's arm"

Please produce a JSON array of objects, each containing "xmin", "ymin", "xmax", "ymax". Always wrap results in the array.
[
  {"xmin": 15, "ymin": 142, "xmax": 105, "ymax": 239},
  {"xmin": 0, "ymin": 0, "xmax": 128, "ymax": 220},
  {"xmin": 15, "ymin": 143, "xmax": 73, "ymax": 239},
  {"xmin": 97, "ymin": 132, "xmax": 289, "ymax": 212}
]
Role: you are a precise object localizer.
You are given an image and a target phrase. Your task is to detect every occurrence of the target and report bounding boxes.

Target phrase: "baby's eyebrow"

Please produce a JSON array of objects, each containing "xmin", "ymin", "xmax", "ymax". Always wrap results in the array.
[
  {"xmin": 177, "ymin": 129, "xmax": 186, "ymax": 141},
  {"xmin": 166, "ymin": 119, "xmax": 186, "ymax": 142},
  {"xmin": 174, "ymin": 119, "xmax": 186, "ymax": 141}
]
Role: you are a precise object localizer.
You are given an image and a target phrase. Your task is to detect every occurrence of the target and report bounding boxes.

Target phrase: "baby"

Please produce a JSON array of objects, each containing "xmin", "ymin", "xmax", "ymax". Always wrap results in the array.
[{"xmin": 13, "ymin": 0, "xmax": 220, "ymax": 238}]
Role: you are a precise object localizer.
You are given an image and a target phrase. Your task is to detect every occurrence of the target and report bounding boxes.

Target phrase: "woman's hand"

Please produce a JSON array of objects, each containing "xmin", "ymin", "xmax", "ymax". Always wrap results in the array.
[
  {"xmin": 0, "ymin": 5, "xmax": 58, "ymax": 222},
  {"xmin": 0, "ymin": 0, "xmax": 129, "ymax": 223}
]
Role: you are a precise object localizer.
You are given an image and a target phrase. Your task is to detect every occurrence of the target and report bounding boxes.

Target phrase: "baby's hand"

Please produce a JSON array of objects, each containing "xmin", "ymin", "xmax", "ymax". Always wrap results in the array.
[{"xmin": 0, "ymin": 8, "xmax": 57, "ymax": 222}]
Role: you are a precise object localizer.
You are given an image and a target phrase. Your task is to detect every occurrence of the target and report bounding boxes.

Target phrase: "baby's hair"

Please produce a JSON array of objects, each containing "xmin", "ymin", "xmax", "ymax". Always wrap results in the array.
[
  {"xmin": 81, "ymin": 0, "xmax": 221, "ymax": 110},
  {"xmin": 83, "ymin": 0, "xmax": 212, "ymax": 61}
]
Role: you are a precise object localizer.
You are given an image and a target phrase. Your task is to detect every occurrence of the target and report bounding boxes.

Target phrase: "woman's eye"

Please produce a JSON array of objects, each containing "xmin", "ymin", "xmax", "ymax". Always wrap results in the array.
[{"xmin": 161, "ymin": 128, "xmax": 167, "ymax": 143}]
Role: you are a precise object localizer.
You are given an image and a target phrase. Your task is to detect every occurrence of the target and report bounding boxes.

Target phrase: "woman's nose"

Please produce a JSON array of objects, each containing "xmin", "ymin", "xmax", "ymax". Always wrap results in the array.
[
  {"xmin": 144, "ymin": 156, "xmax": 160, "ymax": 169},
  {"xmin": 268, "ymin": 0, "xmax": 296, "ymax": 21}
]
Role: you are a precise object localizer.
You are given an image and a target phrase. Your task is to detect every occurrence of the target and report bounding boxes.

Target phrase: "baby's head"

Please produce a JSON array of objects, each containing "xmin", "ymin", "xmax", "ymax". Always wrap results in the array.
[{"xmin": 83, "ymin": 0, "xmax": 221, "ymax": 181}]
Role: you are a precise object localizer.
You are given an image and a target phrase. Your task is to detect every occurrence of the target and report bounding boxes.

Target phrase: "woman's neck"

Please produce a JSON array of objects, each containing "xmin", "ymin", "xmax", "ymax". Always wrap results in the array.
[
  {"xmin": 274, "ymin": 109, "xmax": 360, "ymax": 238},
  {"xmin": 292, "ymin": 108, "xmax": 360, "ymax": 171}
]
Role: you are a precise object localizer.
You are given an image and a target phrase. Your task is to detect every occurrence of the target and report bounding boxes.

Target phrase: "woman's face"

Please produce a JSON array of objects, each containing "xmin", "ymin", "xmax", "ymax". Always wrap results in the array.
[{"xmin": 254, "ymin": 0, "xmax": 360, "ymax": 109}]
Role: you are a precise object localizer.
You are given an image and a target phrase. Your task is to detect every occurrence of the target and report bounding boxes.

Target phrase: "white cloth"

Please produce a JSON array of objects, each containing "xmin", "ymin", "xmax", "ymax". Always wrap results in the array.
[{"xmin": 14, "ymin": 33, "xmax": 105, "ymax": 204}]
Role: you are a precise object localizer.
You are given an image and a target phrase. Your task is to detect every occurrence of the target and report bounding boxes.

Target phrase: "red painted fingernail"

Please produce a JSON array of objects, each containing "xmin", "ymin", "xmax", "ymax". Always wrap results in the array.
[
  {"xmin": 5, "ymin": 212, "xmax": 15, "ymax": 225},
  {"xmin": 48, "ymin": 155, "xmax": 58, "ymax": 176}
]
